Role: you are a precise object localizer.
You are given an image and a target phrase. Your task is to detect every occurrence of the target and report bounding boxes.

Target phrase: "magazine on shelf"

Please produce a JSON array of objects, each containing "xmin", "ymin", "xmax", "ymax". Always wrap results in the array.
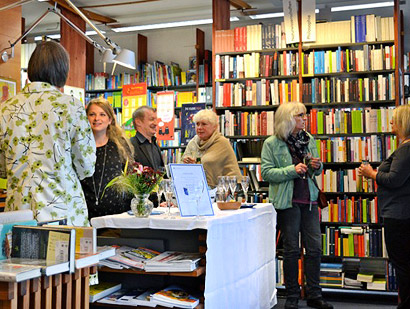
[
  {"xmin": 89, "ymin": 282, "xmax": 122, "ymax": 303},
  {"xmin": 106, "ymin": 246, "xmax": 147, "ymax": 270},
  {"xmin": 97, "ymin": 289, "xmax": 128, "ymax": 304},
  {"xmin": 117, "ymin": 288, "xmax": 157, "ymax": 307},
  {"xmin": 151, "ymin": 285, "xmax": 199, "ymax": 309},
  {"xmin": 0, "ymin": 263, "xmax": 41, "ymax": 282},
  {"xmin": 144, "ymin": 251, "xmax": 201, "ymax": 272}
]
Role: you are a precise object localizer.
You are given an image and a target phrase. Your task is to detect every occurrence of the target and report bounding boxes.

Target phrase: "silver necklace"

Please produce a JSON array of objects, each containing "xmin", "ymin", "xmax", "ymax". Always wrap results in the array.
[{"xmin": 92, "ymin": 144, "xmax": 108, "ymax": 206}]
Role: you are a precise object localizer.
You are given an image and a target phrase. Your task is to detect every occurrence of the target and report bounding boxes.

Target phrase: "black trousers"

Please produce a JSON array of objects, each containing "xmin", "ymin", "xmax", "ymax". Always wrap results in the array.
[{"xmin": 384, "ymin": 217, "xmax": 410, "ymax": 309}]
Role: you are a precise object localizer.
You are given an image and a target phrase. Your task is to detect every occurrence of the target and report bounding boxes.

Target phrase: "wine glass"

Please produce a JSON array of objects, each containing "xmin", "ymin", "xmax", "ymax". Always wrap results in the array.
[
  {"xmin": 241, "ymin": 176, "xmax": 250, "ymax": 203},
  {"xmin": 191, "ymin": 180, "xmax": 205, "ymax": 219},
  {"xmin": 163, "ymin": 179, "xmax": 174, "ymax": 218},
  {"xmin": 228, "ymin": 176, "xmax": 237, "ymax": 201},
  {"xmin": 302, "ymin": 153, "xmax": 312, "ymax": 179},
  {"xmin": 157, "ymin": 179, "xmax": 165, "ymax": 206},
  {"xmin": 222, "ymin": 176, "xmax": 230, "ymax": 202},
  {"xmin": 215, "ymin": 184, "xmax": 225, "ymax": 202}
]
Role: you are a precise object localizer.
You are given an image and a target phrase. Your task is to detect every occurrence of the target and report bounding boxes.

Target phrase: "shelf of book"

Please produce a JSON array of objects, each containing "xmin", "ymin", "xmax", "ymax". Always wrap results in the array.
[
  {"xmin": 91, "ymin": 302, "xmax": 204, "ymax": 309},
  {"xmin": 215, "ymin": 75, "xmax": 299, "ymax": 82},
  {"xmin": 304, "ymin": 100, "xmax": 396, "ymax": 108},
  {"xmin": 302, "ymin": 70, "xmax": 395, "ymax": 78},
  {"xmin": 98, "ymin": 266, "xmax": 205, "ymax": 278},
  {"xmin": 216, "ymin": 47, "xmax": 299, "ymax": 56},
  {"xmin": 302, "ymin": 40, "xmax": 395, "ymax": 50}
]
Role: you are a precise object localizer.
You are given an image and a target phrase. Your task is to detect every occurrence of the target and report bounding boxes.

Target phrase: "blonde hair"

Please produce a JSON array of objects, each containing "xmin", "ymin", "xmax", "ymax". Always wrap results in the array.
[
  {"xmin": 393, "ymin": 104, "xmax": 410, "ymax": 139},
  {"xmin": 86, "ymin": 98, "xmax": 134, "ymax": 163},
  {"xmin": 193, "ymin": 109, "xmax": 218, "ymax": 127},
  {"xmin": 274, "ymin": 102, "xmax": 307, "ymax": 141}
]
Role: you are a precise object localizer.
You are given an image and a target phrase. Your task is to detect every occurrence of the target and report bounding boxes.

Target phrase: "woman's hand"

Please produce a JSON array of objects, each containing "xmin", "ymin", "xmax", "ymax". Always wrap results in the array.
[
  {"xmin": 183, "ymin": 156, "xmax": 196, "ymax": 164},
  {"xmin": 295, "ymin": 163, "xmax": 308, "ymax": 175},
  {"xmin": 309, "ymin": 157, "xmax": 321, "ymax": 170},
  {"xmin": 358, "ymin": 164, "xmax": 377, "ymax": 180}
]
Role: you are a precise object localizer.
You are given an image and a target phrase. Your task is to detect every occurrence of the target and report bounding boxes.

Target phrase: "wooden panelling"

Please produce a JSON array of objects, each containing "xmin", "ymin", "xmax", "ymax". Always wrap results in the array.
[
  {"xmin": 0, "ymin": 0, "xmax": 22, "ymax": 91},
  {"xmin": 59, "ymin": 6, "xmax": 86, "ymax": 89}
]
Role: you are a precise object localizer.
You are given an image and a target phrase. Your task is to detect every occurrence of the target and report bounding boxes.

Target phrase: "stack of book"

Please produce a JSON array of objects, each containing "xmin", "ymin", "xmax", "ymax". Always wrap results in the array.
[
  {"xmin": 144, "ymin": 251, "xmax": 202, "ymax": 272},
  {"xmin": 151, "ymin": 285, "xmax": 199, "ymax": 308},
  {"xmin": 89, "ymin": 282, "xmax": 122, "ymax": 303},
  {"xmin": 319, "ymin": 263, "xmax": 344, "ymax": 288},
  {"xmin": 100, "ymin": 246, "xmax": 160, "ymax": 270},
  {"xmin": 97, "ymin": 288, "xmax": 156, "ymax": 307}
]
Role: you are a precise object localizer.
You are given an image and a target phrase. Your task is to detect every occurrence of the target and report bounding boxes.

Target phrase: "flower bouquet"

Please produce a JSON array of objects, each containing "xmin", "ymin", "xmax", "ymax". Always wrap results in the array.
[{"xmin": 105, "ymin": 161, "xmax": 165, "ymax": 217}]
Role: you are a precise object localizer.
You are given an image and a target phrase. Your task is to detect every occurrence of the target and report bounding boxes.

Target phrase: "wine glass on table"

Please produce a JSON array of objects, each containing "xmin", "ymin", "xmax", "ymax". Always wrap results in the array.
[
  {"xmin": 157, "ymin": 179, "xmax": 165, "ymax": 206},
  {"xmin": 192, "ymin": 180, "xmax": 205, "ymax": 219},
  {"xmin": 241, "ymin": 176, "xmax": 250, "ymax": 203},
  {"xmin": 163, "ymin": 179, "xmax": 175, "ymax": 219},
  {"xmin": 228, "ymin": 176, "xmax": 237, "ymax": 201},
  {"xmin": 222, "ymin": 176, "xmax": 230, "ymax": 202}
]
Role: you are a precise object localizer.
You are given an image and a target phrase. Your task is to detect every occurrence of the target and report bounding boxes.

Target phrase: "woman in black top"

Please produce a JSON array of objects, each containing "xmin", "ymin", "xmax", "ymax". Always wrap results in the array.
[
  {"xmin": 359, "ymin": 104, "xmax": 410, "ymax": 308},
  {"xmin": 81, "ymin": 98, "xmax": 134, "ymax": 220}
]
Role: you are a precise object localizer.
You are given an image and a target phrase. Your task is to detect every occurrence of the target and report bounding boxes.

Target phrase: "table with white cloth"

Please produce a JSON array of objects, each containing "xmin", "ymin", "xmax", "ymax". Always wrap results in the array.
[{"xmin": 91, "ymin": 203, "xmax": 277, "ymax": 309}]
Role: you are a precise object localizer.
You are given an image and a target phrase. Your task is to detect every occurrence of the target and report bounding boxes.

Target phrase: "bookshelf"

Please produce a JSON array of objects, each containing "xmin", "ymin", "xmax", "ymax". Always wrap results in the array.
[{"xmin": 211, "ymin": 0, "xmax": 404, "ymax": 294}]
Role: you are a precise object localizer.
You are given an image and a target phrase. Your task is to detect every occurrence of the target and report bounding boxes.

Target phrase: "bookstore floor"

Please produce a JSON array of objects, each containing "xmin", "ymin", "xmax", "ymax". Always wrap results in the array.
[{"xmin": 274, "ymin": 293, "xmax": 397, "ymax": 308}]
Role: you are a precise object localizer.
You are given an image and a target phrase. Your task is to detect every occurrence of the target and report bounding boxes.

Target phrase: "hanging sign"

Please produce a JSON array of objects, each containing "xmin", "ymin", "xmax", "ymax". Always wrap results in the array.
[
  {"xmin": 156, "ymin": 91, "xmax": 175, "ymax": 141},
  {"xmin": 283, "ymin": 0, "xmax": 299, "ymax": 44},
  {"xmin": 301, "ymin": 0, "xmax": 316, "ymax": 42}
]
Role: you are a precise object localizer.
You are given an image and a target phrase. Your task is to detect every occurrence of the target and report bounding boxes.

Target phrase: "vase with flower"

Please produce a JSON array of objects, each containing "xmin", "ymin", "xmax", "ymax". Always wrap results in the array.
[{"xmin": 104, "ymin": 161, "xmax": 164, "ymax": 217}]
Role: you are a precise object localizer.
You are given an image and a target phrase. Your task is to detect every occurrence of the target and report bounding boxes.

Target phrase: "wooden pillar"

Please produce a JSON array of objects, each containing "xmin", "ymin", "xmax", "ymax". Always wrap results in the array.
[
  {"xmin": 196, "ymin": 29, "xmax": 205, "ymax": 96},
  {"xmin": 137, "ymin": 34, "xmax": 147, "ymax": 65},
  {"xmin": 0, "ymin": 0, "xmax": 22, "ymax": 91},
  {"xmin": 59, "ymin": 6, "xmax": 86, "ymax": 89},
  {"xmin": 212, "ymin": 0, "xmax": 230, "ymax": 109},
  {"xmin": 85, "ymin": 42, "xmax": 94, "ymax": 75}
]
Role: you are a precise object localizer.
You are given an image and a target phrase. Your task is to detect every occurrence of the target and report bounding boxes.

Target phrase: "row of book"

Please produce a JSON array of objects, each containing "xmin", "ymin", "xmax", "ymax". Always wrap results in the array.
[
  {"xmin": 321, "ymin": 226, "xmax": 386, "ymax": 258},
  {"xmin": 91, "ymin": 283, "xmax": 199, "ymax": 308},
  {"xmin": 215, "ymin": 51, "xmax": 299, "ymax": 80},
  {"xmin": 162, "ymin": 148, "xmax": 183, "ymax": 165},
  {"xmin": 314, "ymin": 135, "xmax": 397, "ymax": 163},
  {"xmin": 308, "ymin": 107, "xmax": 395, "ymax": 135},
  {"xmin": 303, "ymin": 74, "xmax": 396, "ymax": 103},
  {"xmin": 215, "ymin": 79, "xmax": 299, "ymax": 107},
  {"xmin": 99, "ymin": 245, "xmax": 202, "ymax": 272},
  {"xmin": 214, "ymin": 23, "xmax": 289, "ymax": 54},
  {"xmin": 302, "ymin": 45, "xmax": 395, "ymax": 75},
  {"xmin": 320, "ymin": 196, "xmax": 378, "ymax": 224},
  {"xmin": 219, "ymin": 110, "xmax": 274, "ymax": 137},
  {"xmin": 317, "ymin": 168, "xmax": 376, "ymax": 194}
]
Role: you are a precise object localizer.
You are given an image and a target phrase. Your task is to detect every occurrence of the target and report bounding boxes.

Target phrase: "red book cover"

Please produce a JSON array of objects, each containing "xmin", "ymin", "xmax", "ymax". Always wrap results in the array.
[
  {"xmin": 234, "ymin": 27, "xmax": 241, "ymax": 52},
  {"xmin": 242, "ymin": 26, "xmax": 247, "ymax": 51},
  {"xmin": 335, "ymin": 230, "xmax": 339, "ymax": 256},
  {"xmin": 260, "ymin": 111, "xmax": 267, "ymax": 136},
  {"xmin": 353, "ymin": 234, "xmax": 359, "ymax": 256},
  {"xmin": 245, "ymin": 80, "xmax": 252, "ymax": 106}
]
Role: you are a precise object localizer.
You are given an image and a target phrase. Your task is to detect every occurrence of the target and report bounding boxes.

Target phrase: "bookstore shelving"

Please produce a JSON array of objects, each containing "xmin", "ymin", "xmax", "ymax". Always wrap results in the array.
[{"xmin": 212, "ymin": 0, "xmax": 404, "ymax": 295}]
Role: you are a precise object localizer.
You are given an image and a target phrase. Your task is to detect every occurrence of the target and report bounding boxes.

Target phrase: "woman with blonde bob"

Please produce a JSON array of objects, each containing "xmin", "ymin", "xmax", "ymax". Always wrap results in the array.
[
  {"xmin": 359, "ymin": 104, "xmax": 410, "ymax": 308},
  {"xmin": 182, "ymin": 109, "xmax": 241, "ymax": 188},
  {"xmin": 81, "ymin": 98, "xmax": 134, "ymax": 219},
  {"xmin": 261, "ymin": 102, "xmax": 332, "ymax": 309}
]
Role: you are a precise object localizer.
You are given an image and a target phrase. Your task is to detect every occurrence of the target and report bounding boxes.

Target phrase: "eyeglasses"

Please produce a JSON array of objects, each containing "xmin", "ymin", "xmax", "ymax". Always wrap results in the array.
[{"xmin": 294, "ymin": 113, "xmax": 307, "ymax": 118}]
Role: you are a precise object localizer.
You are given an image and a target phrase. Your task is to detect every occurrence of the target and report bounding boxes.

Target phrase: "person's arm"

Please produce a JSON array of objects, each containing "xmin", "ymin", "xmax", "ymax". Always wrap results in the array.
[
  {"xmin": 375, "ymin": 146, "xmax": 410, "ymax": 188},
  {"xmin": 70, "ymin": 101, "xmax": 96, "ymax": 180},
  {"xmin": 261, "ymin": 138, "xmax": 300, "ymax": 183}
]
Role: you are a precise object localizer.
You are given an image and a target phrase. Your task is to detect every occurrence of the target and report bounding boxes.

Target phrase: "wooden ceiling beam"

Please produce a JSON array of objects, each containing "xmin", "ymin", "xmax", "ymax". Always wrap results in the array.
[
  {"xmin": 229, "ymin": 0, "xmax": 252, "ymax": 10},
  {"xmin": 48, "ymin": 0, "xmax": 117, "ymax": 24}
]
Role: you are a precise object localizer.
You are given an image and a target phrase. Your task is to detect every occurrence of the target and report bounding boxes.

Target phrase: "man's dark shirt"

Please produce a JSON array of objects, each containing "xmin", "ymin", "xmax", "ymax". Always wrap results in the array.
[{"xmin": 130, "ymin": 131, "xmax": 164, "ymax": 170}]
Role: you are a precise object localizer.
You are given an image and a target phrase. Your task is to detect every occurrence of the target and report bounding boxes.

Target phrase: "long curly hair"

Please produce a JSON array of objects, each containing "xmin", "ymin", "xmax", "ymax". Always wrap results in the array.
[{"xmin": 86, "ymin": 98, "xmax": 134, "ymax": 163}]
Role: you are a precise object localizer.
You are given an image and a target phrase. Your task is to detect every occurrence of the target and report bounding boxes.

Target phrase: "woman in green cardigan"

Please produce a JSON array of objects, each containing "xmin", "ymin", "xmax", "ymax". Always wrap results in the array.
[{"xmin": 261, "ymin": 102, "xmax": 332, "ymax": 309}]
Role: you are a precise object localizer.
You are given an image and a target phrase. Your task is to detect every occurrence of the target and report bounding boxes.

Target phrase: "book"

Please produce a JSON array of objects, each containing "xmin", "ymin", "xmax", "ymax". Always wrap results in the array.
[
  {"xmin": 357, "ymin": 273, "xmax": 374, "ymax": 282},
  {"xmin": 0, "ymin": 258, "xmax": 69, "ymax": 276},
  {"xmin": 117, "ymin": 289, "xmax": 157, "ymax": 307},
  {"xmin": 0, "ymin": 219, "xmax": 37, "ymax": 260},
  {"xmin": 144, "ymin": 251, "xmax": 201, "ymax": 272},
  {"xmin": 11, "ymin": 225, "xmax": 76, "ymax": 273},
  {"xmin": 0, "ymin": 263, "xmax": 41, "ymax": 282},
  {"xmin": 74, "ymin": 252, "xmax": 100, "ymax": 269},
  {"xmin": 151, "ymin": 285, "xmax": 199, "ymax": 309},
  {"xmin": 97, "ymin": 246, "xmax": 116, "ymax": 260},
  {"xmin": 43, "ymin": 225, "xmax": 96, "ymax": 254},
  {"xmin": 0, "ymin": 210, "xmax": 33, "ymax": 224},
  {"xmin": 89, "ymin": 282, "xmax": 122, "ymax": 303},
  {"xmin": 97, "ymin": 289, "xmax": 128, "ymax": 304}
]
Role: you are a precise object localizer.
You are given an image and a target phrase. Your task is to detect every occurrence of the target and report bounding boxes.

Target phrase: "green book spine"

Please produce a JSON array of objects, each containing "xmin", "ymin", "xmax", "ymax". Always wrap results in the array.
[
  {"xmin": 362, "ymin": 199, "xmax": 367, "ymax": 223},
  {"xmin": 377, "ymin": 109, "xmax": 382, "ymax": 132},
  {"xmin": 346, "ymin": 49, "xmax": 350, "ymax": 73},
  {"xmin": 317, "ymin": 111, "xmax": 324, "ymax": 134}
]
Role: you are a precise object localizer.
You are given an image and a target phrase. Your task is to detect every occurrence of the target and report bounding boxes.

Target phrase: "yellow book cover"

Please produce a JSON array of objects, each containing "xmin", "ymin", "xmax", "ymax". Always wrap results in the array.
[
  {"xmin": 181, "ymin": 71, "xmax": 187, "ymax": 85},
  {"xmin": 46, "ymin": 231, "xmax": 70, "ymax": 264},
  {"xmin": 177, "ymin": 92, "xmax": 194, "ymax": 107}
]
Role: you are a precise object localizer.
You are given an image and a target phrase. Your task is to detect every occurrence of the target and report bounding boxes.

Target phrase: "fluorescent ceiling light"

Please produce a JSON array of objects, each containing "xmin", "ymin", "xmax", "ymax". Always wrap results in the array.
[
  {"xmin": 249, "ymin": 9, "xmax": 319, "ymax": 20},
  {"xmin": 113, "ymin": 18, "xmax": 213, "ymax": 33},
  {"xmin": 331, "ymin": 1, "xmax": 393, "ymax": 12},
  {"xmin": 34, "ymin": 34, "xmax": 60, "ymax": 41},
  {"xmin": 230, "ymin": 17, "xmax": 239, "ymax": 21}
]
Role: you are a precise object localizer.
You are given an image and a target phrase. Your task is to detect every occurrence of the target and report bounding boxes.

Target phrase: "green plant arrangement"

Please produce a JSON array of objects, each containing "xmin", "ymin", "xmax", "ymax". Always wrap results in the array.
[{"xmin": 105, "ymin": 161, "xmax": 165, "ymax": 217}]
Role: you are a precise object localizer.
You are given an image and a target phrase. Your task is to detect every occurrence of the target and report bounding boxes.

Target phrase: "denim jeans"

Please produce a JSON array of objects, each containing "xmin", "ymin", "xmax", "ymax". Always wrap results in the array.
[
  {"xmin": 384, "ymin": 217, "xmax": 410, "ymax": 309},
  {"xmin": 277, "ymin": 203, "xmax": 322, "ymax": 300}
]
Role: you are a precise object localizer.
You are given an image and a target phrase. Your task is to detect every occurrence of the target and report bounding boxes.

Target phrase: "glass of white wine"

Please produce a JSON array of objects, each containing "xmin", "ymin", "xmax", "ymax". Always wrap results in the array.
[
  {"xmin": 163, "ymin": 179, "xmax": 175, "ymax": 219},
  {"xmin": 241, "ymin": 176, "xmax": 250, "ymax": 203},
  {"xmin": 228, "ymin": 176, "xmax": 237, "ymax": 201}
]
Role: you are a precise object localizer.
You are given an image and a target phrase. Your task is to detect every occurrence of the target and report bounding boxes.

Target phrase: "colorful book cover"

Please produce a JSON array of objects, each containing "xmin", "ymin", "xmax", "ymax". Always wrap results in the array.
[
  {"xmin": 181, "ymin": 103, "xmax": 205, "ymax": 146},
  {"xmin": 0, "ymin": 220, "xmax": 37, "ymax": 260},
  {"xmin": 121, "ymin": 83, "xmax": 148, "ymax": 125},
  {"xmin": 156, "ymin": 91, "xmax": 175, "ymax": 141}
]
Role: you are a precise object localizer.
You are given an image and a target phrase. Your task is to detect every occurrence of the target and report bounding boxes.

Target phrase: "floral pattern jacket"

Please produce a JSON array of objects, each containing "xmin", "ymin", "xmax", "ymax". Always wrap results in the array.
[{"xmin": 0, "ymin": 82, "xmax": 96, "ymax": 226}]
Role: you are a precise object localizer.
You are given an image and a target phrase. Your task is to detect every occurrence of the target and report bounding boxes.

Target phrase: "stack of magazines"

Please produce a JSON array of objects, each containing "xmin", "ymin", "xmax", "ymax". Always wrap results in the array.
[
  {"xmin": 151, "ymin": 285, "xmax": 199, "ymax": 308},
  {"xmin": 144, "ymin": 251, "xmax": 202, "ymax": 272},
  {"xmin": 98, "ymin": 246, "xmax": 160, "ymax": 270}
]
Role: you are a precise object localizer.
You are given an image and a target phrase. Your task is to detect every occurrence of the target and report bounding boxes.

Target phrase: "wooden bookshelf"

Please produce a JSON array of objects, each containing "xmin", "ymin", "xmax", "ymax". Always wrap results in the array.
[{"xmin": 98, "ymin": 266, "xmax": 205, "ymax": 277}]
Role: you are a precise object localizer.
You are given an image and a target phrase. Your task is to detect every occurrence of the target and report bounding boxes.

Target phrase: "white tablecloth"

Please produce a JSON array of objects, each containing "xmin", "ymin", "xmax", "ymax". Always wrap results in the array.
[{"xmin": 91, "ymin": 203, "xmax": 277, "ymax": 309}]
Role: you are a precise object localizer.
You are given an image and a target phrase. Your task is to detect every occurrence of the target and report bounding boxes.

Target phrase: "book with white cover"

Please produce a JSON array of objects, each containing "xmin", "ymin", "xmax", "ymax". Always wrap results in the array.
[
  {"xmin": 0, "ymin": 263, "xmax": 41, "ymax": 282},
  {"xmin": 97, "ymin": 246, "xmax": 116, "ymax": 260},
  {"xmin": 151, "ymin": 285, "xmax": 199, "ymax": 309},
  {"xmin": 117, "ymin": 289, "xmax": 157, "ymax": 307},
  {"xmin": 145, "ymin": 251, "xmax": 201, "ymax": 272}
]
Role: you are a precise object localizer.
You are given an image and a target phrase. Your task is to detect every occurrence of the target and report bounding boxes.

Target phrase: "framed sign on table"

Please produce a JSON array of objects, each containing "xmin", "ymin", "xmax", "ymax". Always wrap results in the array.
[{"xmin": 0, "ymin": 77, "xmax": 17, "ymax": 103}]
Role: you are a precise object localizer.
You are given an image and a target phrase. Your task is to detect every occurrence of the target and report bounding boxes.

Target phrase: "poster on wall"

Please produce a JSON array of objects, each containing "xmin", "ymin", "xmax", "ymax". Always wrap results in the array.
[
  {"xmin": 301, "ymin": 0, "xmax": 316, "ymax": 42},
  {"xmin": 283, "ymin": 0, "xmax": 299, "ymax": 44},
  {"xmin": 122, "ymin": 83, "xmax": 147, "ymax": 125},
  {"xmin": 0, "ymin": 77, "xmax": 16, "ymax": 103},
  {"xmin": 181, "ymin": 103, "xmax": 205, "ymax": 146},
  {"xmin": 64, "ymin": 85, "xmax": 85, "ymax": 105},
  {"xmin": 156, "ymin": 91, "xmax": 175, "ymax": 141}
]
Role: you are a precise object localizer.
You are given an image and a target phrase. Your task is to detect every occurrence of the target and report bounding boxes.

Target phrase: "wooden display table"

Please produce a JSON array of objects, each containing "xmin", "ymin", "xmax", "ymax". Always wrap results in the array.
[{"xmin": 0, "ymin": 266, "xmax": 96, "ymax": 309}]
